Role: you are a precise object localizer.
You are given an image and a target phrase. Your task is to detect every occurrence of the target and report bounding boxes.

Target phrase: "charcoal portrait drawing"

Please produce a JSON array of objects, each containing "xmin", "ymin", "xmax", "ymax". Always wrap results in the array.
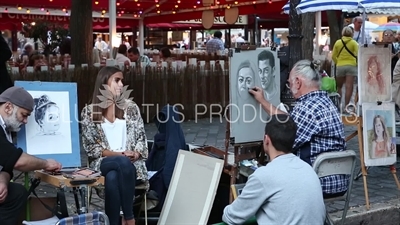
[
  {"xmin": 25, "ymin": 91, "xmax": 72, "ymax": 155},
  {"xmin": 229, "ymin": 48, "xmax": 280, "ymax": 144}
]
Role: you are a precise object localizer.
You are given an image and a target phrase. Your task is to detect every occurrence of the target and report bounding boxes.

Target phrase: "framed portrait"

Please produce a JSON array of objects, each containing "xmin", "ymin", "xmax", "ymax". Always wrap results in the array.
[
  {"xmin": 229, "ymin": 48, "xmax": 281, "ymax": 144},
  {"xmin": 15, "ymin": 81, "xmax": 81, "ymax": 168},
  {"xmin": 358, "ymin": 45, "xmax": 392, "ymax": 104},
  {"xmin": 362, "ymin": 102, "xmax": 397, "ymax": 167}
]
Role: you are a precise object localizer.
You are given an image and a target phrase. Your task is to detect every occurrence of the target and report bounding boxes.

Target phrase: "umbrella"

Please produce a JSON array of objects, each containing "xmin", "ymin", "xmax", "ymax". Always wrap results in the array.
[
  {"xmin": 295, "ymin": 0, "xmax": 361, "ymax": 14},
  {"xmin": 372, "ymin": 22, "xmax": 400, "ymax": 32},
  {"xmin": 360, "ymin": 0, "xmax": 400, "ymax": 9}
]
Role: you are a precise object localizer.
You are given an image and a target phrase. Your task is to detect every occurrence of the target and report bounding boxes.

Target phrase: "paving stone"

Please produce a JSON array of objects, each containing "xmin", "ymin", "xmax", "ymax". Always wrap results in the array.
[{"xmin": 17, "ymin": 118, "xmax": 400, "ymax": 220}]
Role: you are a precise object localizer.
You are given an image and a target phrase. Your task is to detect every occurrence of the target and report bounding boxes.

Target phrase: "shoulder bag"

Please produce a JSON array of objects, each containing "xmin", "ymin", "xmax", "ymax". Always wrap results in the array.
[{"xmin": 340, "ymin": 39, "xmax": 357, "ymax": 62}]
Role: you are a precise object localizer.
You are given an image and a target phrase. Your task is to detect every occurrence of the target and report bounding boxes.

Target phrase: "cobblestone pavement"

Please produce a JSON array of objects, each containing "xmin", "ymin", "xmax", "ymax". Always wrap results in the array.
[{"xmin": 15, "ymin": 118, "xmax": 400, "ymax": 219}]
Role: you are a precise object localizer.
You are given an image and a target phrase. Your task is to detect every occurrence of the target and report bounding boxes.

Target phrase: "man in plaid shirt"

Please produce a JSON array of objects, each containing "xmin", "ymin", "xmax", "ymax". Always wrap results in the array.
[
  {"xmin": 127, "ymin": 47, "xmax": 151, "ymax": 66},
  {"xmin": 249, "ymin": 59, "xmax": 348, "ymax": 198}
]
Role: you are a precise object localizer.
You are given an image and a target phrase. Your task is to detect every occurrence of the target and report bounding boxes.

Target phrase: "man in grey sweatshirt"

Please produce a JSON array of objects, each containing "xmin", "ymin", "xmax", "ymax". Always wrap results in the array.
[{"xmin": 222, "ymin": 114, "xmax": 326, "ymax": 225}]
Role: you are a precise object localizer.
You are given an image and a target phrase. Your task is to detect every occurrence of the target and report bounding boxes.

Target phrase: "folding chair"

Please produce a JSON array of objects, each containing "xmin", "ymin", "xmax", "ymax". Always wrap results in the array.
[
  {"xmin": 22, "ymin": 212, "xmax": 109, "ymax": 225},
  {"xmin": 55, "ymin": 212, "xmax": 110, "ymax": 225},
  {"xmin": 312, "ymin": 150, "xmax": 357, "ymax": 225}
]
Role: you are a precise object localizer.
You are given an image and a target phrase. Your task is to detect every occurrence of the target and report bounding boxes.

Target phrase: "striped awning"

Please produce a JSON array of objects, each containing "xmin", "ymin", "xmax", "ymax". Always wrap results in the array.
[{"xmin": 282, "ymin": 0, "xmax": 400, "ymax": 15}]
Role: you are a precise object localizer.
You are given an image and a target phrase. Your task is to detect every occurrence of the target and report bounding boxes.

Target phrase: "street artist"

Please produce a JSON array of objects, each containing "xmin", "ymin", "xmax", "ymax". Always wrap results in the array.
[
  {"xmin": 249, "ymin": 59, "xmax": 348, "ymax": 198},
  {"xmin": 0, "ymin": 86, "xmax": 62, "ymax": 225}
]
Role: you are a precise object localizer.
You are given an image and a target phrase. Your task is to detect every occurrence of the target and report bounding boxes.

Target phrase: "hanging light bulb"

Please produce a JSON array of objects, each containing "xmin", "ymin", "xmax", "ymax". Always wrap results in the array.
[
  {"xmin": 172, "ymin": 11, "xmax": 176, "ymax": 14},
  {"xmin": 177, "ymin": 0, "xmax": 180, "ymax": 3},
  {"xmin": 46, "ymin": 10, "xmax": 50, "ymax": 14},
  {"xmin": 4, "ymin": 8, "xmax": 7, "ymax": 12},
  {"xmin": 117, "ymin": 2, "xmax": 120, "ymax": 6},
  {"xmin": 137, "ymin": 3, "xmax": 140, "ymax": 6},
  {"xmin": 62, "ymin": 7, "xmax": 66, "ymax": 12},
  {"xmin": 234, "ymin": 1, "xmax": 238, "ymax": 4},
  {"xmin": 156, "ymin": 4, "xmax": 159, "ymax": 7},
  {"xmin": 17, "ymin": 5, "xmax": 22, "ymax": 10},
  {"xmin": 227, "ymin": 5, "xmax": 230, "ymax": 9},
  {"xmin": 157, "ymin": 10, "xmax": 160, "ymax": 13},
  {"xmin": 49, "ymin": 0, "xmax": 53, "ymax": 2},
  {"xmin": 41, "ymin": 7, "xmax": 44, "ymax": 11},
  {"xmin": 101, "ymin": 13, "xmax": 104, "ymax": 17},
  {"xmin": 193, "ymin": 5, "xmax": 196, "ymax": 8},
  {"xmin": 102, "ymin": 9, "xmax": 106, "ymax": 13},
  {"xmin": 26, "ymin": 9, "xmax": 30, "ymax": 13},
  {"xmin": 65, "ymin": 11, "xmax": 69, "ymax": 15},
  {"xmin": 118, "ymin": 13, "xmax": 121, "ymax": 16},
  {"xmin": 95, "ymin": 1, "xmax": 99, "ymax": 4},
  {"xmin": 121, "ymin": 10, "xmax": 124, "ymax": 13},
  {"xmin": 175, "ymin": 5, "xmax": 178, "ymax": 8}
]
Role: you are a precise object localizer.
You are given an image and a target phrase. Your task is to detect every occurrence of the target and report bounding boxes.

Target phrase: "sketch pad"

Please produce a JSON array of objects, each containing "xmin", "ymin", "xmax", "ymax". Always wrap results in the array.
[
  {"xmin": 15, "ymin": 81, "xmax": 81, "ymax": 168},
  {"xmin": 158, "ymin": 150, "xmax": 223, "ymax": 225}
]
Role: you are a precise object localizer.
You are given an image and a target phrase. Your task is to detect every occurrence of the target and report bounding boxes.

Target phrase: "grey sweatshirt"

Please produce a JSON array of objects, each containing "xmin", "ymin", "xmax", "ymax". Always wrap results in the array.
[{"xmin": 222, "ymin": 154, "xmax": 326, "ymax": 225}]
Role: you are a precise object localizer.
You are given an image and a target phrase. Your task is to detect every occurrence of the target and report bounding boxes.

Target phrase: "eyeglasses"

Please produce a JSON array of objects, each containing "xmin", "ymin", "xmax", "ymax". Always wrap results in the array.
[{"xmin": 384, "ymin": 33, "xmax": 394, "ymax": 36}]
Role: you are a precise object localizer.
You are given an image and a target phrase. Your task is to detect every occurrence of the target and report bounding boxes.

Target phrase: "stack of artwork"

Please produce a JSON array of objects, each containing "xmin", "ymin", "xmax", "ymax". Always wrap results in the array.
[
  {"xmin": 15, "ymin": 81, "xmax": 81, "ymax": 168},
  {"xmin": 358, "ymin": 45, "xmax": 397, "ymax": 166},
  {"xmin": 229, "ymin": 48, "xmax": 280, "ymax": 144}
]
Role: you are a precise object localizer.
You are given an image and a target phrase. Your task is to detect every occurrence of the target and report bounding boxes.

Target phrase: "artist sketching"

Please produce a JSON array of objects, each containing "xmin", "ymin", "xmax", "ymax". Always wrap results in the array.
[
  {"xmin": 0, "ymin": 86, "xmax": 61, "ymax": 225},
  {"xmin": 249, "ymin": 59, "xmax": 348, "ymax": 198},
  {"xmin": 370, "ymin": 115, "xmax": 395, "ymax": 158},
  {"xmin": 237, "ymin": 60, "xmax": 255, "ymax": 100},
  {"xmin": 81, "ymin": 66, "xmax": 148, "ymax": 225},
  {"xmin": 258, "ymin": 50, "xmax": 277, "ymax": 101},
  {"xmin": 222, "ymin": 114, "xmax": 326, "ymax": 225}
]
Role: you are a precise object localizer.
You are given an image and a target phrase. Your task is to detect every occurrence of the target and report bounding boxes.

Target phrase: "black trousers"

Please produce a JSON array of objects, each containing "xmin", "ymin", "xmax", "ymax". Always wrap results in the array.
[{"xmin": 0, "ymin": 182, "xmax": 28, "ymax": 225}]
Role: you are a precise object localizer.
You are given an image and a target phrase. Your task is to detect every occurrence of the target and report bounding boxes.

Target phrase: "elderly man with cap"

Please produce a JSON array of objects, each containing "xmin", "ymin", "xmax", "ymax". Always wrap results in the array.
[{"xmin": 0, "ymin": 86, "xmax": 62, "ymax": 225}]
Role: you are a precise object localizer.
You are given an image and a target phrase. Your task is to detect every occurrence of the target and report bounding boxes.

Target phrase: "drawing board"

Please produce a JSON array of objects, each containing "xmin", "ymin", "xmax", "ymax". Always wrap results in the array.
[
  {"xmin": 362, "ymin": 102, "xmax": 397, "ymax": 167},
  {"xmin": 229, "ymin": 48, "xmax": 280, "ymax": 144},
  {"xmin": 358, "ymin": 45, "xmax": 392, "ymax": 104},
  {"xmin": 15, "ymin": 81, "xmax": 81, "ymax": 168},
  {"xmin": 158, "ymin": 150, "xmax": 223, "ymax": 225}
]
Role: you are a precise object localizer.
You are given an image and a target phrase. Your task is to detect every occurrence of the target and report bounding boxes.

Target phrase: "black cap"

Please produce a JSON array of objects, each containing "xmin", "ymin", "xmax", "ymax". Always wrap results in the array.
[{"xmin": 0, "ymin": 86, "xmax": 34, "ymax": 111}]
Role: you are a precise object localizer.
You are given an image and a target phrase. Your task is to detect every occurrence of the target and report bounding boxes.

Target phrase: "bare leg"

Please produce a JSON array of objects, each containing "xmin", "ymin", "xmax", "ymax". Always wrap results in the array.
[
  {"xmin": 336, "ymin": 76, "xmax": 346, "ymax": 108},
  {"xmin": 345, "ymin": 75, "xmax": 355, "ymax": 106}
]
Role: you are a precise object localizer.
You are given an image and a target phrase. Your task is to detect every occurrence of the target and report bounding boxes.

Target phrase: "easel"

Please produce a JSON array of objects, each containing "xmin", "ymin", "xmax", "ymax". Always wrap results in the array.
[
  {"xmin": 342, "ymin": 109, "xmax": 400, "ymax": 210},
  {"xmin": 224, "ymin": 109, "xmax": 263, "ymax": 203}
]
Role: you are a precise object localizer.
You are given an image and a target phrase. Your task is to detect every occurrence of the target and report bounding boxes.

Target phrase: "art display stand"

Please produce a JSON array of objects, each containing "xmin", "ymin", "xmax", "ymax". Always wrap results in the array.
[
  {"xmin": 224, "ymin": 110, "xmax": 263, "ymax": 203},
  {"xmin": 343, "ymin": 105, "xmax": 400, "ymax": 210}
]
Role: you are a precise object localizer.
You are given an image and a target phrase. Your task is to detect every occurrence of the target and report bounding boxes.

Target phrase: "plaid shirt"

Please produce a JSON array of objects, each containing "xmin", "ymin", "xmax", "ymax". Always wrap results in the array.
[
  {"xmin": 206, "ymin": 38, "xmax": 225, "ymax": 54},
  {"xmin": 291, "ymin": 90, "xmax": 348, "ymax": 194},
  {"xmin": 139, "ymin": 55, "xmax": 151, "ymax": 66}
]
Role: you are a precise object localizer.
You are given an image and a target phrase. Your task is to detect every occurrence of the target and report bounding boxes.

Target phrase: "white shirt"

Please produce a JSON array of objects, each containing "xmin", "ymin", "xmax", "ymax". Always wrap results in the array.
[
  {"xmin": 235, "ymin": 37, "xmax": 245, "ymax": 43},
  {"xmin": 101, "ymin": 118, "xmax": 127, "ymax": 152},
  {"xmin": 115, "ymin": 53, "xmax": 130, "ymax": 65},
  {"xmin": 95, "ymin": 40, "xmax": 108, "ymax": 52},
  {"xmin": 353, "ymin": 30, "xmax": 372, "ymax": 45},
  {"xmin": 0, "ymin": 115, "xmax": 12, "ymax": 143}
]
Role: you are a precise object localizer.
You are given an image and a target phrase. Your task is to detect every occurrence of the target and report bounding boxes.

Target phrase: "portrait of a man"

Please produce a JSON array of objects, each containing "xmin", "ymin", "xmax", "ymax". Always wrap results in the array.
[{"xmin": 258, "ymin": 50, "xmax": 278, "ymax": 101}]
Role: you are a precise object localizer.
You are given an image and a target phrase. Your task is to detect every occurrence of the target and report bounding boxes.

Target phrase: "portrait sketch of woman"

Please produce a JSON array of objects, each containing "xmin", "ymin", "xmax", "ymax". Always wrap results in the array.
[
  {"xmin": 33, "ymin": 95, "xmax": 61, "ymax": 135},
  {"xmin": 362, "ymin": 103, "xmax": 397, "ymax": 167},
  {"xmin": 25, "ymin": 91, "xmax": 72, "ymax": 155}
]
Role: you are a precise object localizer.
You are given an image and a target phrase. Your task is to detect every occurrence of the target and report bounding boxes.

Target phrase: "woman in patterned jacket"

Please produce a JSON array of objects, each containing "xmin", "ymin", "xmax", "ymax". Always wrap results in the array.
[{"xmin": 81, "ymin": 66, "xmax": 148, "ymax": 225}]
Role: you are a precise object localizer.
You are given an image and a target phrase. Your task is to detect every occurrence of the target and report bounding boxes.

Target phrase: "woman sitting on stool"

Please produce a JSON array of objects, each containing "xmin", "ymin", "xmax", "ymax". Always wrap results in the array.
[{"xmin": 81, "ymin": 66, "xmax": 148, "ymax": 225}]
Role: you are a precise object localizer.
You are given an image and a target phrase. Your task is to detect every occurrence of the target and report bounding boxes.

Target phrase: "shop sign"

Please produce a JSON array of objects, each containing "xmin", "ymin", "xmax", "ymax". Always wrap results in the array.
[{"xmin": 174, "ymin": 15, "xmax": 247, "ymax": 25}]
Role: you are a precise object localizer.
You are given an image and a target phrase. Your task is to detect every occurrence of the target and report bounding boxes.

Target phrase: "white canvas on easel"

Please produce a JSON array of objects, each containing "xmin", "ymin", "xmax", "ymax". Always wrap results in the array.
[
  {"xmin": 158, "ymin": 150, "xmax": 223, "ymax": 225},
  {"xmin": 15, "ymin": 81, "xmax": 81, "ymax": 168},
  {"xmin": 229, "ymin": 48, "xmax": 280, "ymax": 144}
]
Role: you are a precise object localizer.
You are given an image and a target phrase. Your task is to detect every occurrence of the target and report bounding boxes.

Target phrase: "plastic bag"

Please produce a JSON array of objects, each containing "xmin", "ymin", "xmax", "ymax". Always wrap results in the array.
[{"xmin": 321, "ymin": 76, "xmax": 337, "ymax": 93}]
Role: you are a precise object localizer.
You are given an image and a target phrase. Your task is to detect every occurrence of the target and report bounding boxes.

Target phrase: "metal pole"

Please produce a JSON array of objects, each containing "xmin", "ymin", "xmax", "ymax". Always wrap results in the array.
[
  {"xmin": 109, "ymin": 0, "xmax": 117, "ymax": 55},
  {"xmin": 139, "ymin": 18, "xmax": 144, "ymax": 55}
]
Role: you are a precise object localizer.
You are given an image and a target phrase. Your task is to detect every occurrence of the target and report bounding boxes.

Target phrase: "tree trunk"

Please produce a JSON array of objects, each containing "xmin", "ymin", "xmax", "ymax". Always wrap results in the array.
[
  {"xmin": 301, "ymin": 13, "xmax": 315, "ymax": 60},
  {"xmin": 70, "ymin": 0, "xmax": 92, "ymax": 65},
  {"xmin": 288, "ymin": 0, "xmax": 303, "ymax": 69},
  {"xmin": 327, "ymin": 10, "xmax": 341, "ymax": 50}
]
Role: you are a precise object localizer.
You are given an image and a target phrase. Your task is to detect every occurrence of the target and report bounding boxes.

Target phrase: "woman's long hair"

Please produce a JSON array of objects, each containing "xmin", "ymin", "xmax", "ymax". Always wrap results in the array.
[
  {"xmin": 371, "ymin": 115, "xmax": 389, "ymax": 144},
  {"xmin": 91, "ymin": 66, "xmax": 125, "ymax": 123}
]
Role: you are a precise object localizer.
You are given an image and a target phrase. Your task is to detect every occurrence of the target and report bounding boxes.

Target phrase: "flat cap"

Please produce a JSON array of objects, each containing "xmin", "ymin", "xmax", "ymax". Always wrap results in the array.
[{"xmin": 0, "ymin": 86, "xmax": 34, "ymax": 112}]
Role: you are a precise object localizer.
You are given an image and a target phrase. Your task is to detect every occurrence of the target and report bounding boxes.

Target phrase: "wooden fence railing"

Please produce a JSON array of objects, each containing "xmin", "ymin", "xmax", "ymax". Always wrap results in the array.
[{"xmin": 11, "ymin": 65, "xmax": 229, "ymax": 123}]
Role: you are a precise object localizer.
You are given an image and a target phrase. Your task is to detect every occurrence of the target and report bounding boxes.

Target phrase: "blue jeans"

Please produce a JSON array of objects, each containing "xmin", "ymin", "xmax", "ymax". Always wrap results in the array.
[{"xmin": 100, "ymin": 156, "xmax": 137, "ymax": 225}]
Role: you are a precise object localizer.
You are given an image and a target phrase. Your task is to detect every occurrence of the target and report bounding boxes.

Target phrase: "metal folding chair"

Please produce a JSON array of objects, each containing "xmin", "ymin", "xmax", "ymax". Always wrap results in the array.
[
  {"xmin": 55, "ymin": 212, "xmax": 110, "ymax": 225},
  {"xmin": 312, "ymin": 150, "xmax": 357, "ymax": 225}
]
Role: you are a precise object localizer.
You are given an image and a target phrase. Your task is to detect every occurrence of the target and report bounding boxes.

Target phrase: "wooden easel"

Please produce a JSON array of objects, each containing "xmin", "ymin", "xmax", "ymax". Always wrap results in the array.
[
  {"xmin": 224, "ymin": 109, "xmax": 263, "ymax": 203},
  {"xmin": 342, "ymin": 114, "xmax": 400, "ymax": 210}
]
